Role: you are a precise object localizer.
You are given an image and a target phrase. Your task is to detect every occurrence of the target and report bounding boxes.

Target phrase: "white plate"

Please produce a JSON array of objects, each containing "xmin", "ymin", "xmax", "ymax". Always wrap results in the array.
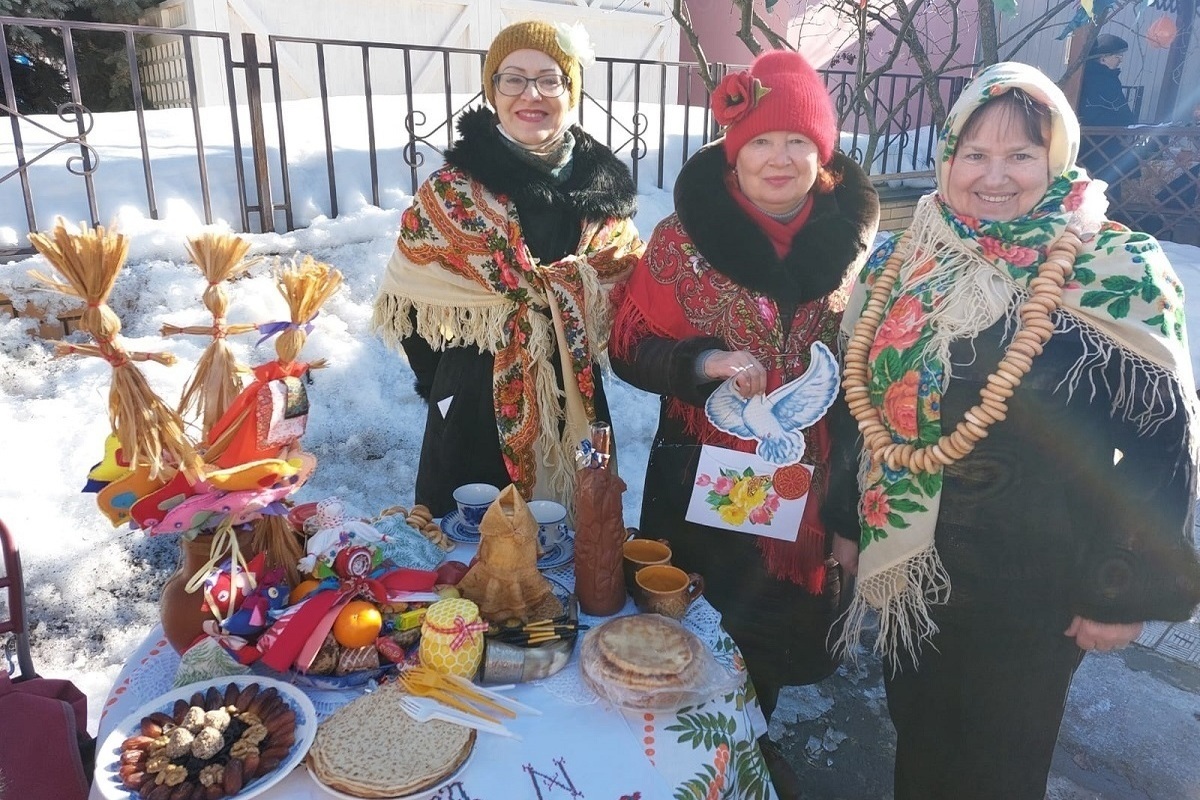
[
  {"xmin": 94, "ymin": 675, "xmax": 318, "ymax": 800},
  {"xmin": 440, "ymin": 509, "xmax": 480, "ymax": 544},
  {"xmin": 537, "ymin": 530, "xmax": 575, "ymax": 570},
  {"xmin": 306, "ymin": 747, "xmax": 474, "ymax": 799}
]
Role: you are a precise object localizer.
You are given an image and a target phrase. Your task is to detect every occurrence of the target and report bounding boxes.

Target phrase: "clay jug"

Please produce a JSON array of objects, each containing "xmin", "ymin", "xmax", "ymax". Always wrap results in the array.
[
  {"xmin": 159, "ymin": 534, "xmax": 215, "ymax": 653},
  {"xmin": 573, "ymin": 466, "xmax": 628, "ymax": 616}
]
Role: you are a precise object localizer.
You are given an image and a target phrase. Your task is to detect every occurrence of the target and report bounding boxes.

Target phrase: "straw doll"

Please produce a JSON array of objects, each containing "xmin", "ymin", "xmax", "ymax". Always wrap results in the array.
[
  {"xmin": 161, "ymin": 232, "xmax": 259, "ymax": 440},
  {"xmin": 28, "ymin": 221, "xmax": 198, "ymax": 480},
  {"xmin": 199, "ymin": 256, "xmax": 341, "ymax": 585}
]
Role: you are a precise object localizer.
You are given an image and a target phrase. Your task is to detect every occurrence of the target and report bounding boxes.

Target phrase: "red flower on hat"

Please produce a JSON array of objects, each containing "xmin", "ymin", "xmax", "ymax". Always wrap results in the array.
[{"xmin": 712, "ymin": 71, "xmax": 771, "ymax": 128}]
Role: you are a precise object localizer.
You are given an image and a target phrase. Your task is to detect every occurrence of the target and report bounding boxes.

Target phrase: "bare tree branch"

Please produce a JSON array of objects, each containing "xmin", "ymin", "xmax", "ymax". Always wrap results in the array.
[
  {"xmin": 999, "ymin": 0, "xmax": 1075, "ymax": 60},
  {"xmin": 751, "ymin": 11, "xmax": 793, "ymax": 51},
  {"xmin": 671, "ymin": 0, "xmax": 718, "ymax": 92},
  {"xmin": 977, "ymin": 0, "xmax": 999, "ymax": 65},
  {"xmin": 734, "ymin": 0, "xmax": 765, "ymax": 56}
]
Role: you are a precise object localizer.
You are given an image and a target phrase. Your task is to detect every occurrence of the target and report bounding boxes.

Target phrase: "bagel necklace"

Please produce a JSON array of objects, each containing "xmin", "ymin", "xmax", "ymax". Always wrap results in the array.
[{"xmin": 842, "ymin": 226, "xmax": 1083, "ymax": 474}]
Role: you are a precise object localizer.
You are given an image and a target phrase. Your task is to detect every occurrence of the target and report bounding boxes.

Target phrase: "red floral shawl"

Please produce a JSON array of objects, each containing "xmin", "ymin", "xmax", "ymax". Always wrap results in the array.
[{"xmin": 613, "ymin": 214, "xmax": 850, "ymax": 592}]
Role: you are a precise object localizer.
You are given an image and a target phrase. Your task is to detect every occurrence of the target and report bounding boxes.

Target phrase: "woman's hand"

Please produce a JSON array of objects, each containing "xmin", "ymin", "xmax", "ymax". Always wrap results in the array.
[
  {"xmin": 832, "ymin": 535, "xmax": 860, "ymax": 577},
  {"xmin": 703, "ymin": 350, "xmax": 767, "ymax": 398},
  {"xmin": 1064, "ymin": 616, "xmax": 1143, "ymax": 652}
]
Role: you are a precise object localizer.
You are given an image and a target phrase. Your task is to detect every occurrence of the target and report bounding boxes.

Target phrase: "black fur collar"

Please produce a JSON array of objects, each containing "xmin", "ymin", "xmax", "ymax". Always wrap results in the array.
[
  {"xmin": 444, "ymin": 106, "xmax": 638, "ymax": 221},
  {"xmin": 674, "ymin": 143, "xmax": 880, "ymax": 304}
]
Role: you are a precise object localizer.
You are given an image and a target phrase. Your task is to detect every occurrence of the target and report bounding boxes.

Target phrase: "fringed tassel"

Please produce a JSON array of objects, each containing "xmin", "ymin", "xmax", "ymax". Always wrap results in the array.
[
  {"xmin": 758, "ymin": 521, "xmax": 827, "ymax": 592},
  {"xmin": 609, "ymin": 293, "xmax": 649, "ymax": 362},
  {"xmin": 834, "ymin": 543, "xmax": 951, "ymax": 673}
]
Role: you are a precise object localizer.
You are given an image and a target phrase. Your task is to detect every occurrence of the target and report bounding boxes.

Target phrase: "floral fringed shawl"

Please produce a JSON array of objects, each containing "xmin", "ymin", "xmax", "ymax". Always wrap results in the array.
[
  {"xmin": 836, "ymin": 62, "xmax": 1200, "ymax": 669},
  {"xmin": 612, "ymin": 214, "xmax": 850, "ymax": 593},
  {"xmin": 373, "ymin": 166, "xmax": 642, "ymax": 504}
]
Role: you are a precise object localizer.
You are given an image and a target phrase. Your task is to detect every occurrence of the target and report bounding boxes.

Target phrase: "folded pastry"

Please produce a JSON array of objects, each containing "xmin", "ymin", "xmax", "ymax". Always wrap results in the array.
[{"xmin": 456, "ymin": 485, "xmax": 562, "ymax": 623}]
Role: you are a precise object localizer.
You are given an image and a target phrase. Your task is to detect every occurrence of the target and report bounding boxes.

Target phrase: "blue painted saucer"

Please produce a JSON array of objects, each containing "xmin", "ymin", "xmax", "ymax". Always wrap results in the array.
[
  {"xmin": 440, "ymin": 509, "xmax": 481, "ymax": 543},
  {"xmin": 537, "ymin": 530, "xmax": 575, "ymax": 570}
]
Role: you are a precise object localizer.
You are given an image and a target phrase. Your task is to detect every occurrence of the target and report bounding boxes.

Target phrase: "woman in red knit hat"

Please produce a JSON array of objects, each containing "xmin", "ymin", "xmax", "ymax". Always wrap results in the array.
[{"xmin": 610, "ymin": 49, "xmax": 879, "ymax": 796}]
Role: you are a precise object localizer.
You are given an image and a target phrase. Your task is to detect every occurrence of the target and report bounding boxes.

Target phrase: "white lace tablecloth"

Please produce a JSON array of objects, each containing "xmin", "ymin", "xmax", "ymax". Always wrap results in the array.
[{"xmin": 91, "ymin": 541, "xmax": 776, "ymax": 800}]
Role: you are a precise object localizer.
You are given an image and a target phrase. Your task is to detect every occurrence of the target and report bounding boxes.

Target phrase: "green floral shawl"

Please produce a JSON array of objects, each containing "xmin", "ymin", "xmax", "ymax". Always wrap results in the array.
[{"xmin": 837, "ymin": 62, "xmax": 1200, "ymax": 667}]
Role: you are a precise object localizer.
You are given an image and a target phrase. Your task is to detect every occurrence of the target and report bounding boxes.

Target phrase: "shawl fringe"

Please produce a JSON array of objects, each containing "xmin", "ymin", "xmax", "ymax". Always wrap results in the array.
[{"xmin": 835, "ymin": 540, "xmax": 951, "ymax": 673}]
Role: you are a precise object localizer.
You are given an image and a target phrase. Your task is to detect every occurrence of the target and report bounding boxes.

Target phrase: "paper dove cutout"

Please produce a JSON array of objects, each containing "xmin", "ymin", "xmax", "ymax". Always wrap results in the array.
[{"xmin": 704, "ymin": 341, "xmax": 840, "ymax": 465}]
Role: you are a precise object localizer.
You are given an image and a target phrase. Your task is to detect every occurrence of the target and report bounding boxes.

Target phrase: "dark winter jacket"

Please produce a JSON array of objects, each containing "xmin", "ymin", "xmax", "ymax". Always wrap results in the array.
[
  {"xmin": 1079, "ymin": 61, "xmax": 1135, "ymax": 127},
  {"xmin": 399, "ymin": 107, "xmax": 638, "ymax": 516}
]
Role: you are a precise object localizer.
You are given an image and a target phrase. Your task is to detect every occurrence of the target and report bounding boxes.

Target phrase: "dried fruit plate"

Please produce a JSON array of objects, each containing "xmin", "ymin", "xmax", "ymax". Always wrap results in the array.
[{"xmin": 94, "ymin": 675, "xmax": 318, "ymax": 800}]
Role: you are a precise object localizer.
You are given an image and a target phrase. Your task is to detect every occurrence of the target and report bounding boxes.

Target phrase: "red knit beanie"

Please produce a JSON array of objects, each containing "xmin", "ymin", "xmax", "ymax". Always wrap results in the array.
[{"xmin": 714, "ymin": 50, "xmax": 837, "ymax": 165}]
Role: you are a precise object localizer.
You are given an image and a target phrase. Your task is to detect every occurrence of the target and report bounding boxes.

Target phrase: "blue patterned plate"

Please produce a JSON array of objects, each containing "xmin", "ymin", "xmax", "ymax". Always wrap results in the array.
[
  {"xmin": 94, "ymin": 675, "xmax": 317, "ymax": 800},
  {"xmin": 537, "ymin": 530, "xmax": 575, "ymax": 570},
  {"xmin": 440, "ymin": 509, "xmax": 481, "ymax": 544}
]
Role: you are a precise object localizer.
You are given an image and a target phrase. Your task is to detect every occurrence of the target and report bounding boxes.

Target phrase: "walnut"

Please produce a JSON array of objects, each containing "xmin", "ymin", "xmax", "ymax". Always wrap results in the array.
[
  {"xmin": 230, "ymin": 738, "xmax": 260, "ymax": 759},
  {"xmin": 156, "ymin": 764, "xmax": 188, "ymax": 787},
  {"xmin": 203, "ymin": 708, "xmax": 231, "ymax": 732},
  {"xmin": 144, "ymin": 754, "xmax": 171, "ymax": 774},
  {"xmin": 198, "ymin": 764, "xmax": 225, "ymax": 787},
  {"xmin": 238, "ymin": 721, "xmax": 269, "ymax": 746},
  {"xmin": 191, "ymin": 726, "xmax": 224, "ymax": 760},
  {"xmin": 181, "ymin": 706, "xmax": 207, "ymax": 732},
  {"xmin": 161, "ymin": 726, "xmax": 194, "ymax": 758}
]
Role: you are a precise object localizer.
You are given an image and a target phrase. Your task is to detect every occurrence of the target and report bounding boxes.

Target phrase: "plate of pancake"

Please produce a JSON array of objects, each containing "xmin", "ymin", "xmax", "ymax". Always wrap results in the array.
[{"xmin": 305, "ymin": 681, "xmax": 475, "ymax": 799}]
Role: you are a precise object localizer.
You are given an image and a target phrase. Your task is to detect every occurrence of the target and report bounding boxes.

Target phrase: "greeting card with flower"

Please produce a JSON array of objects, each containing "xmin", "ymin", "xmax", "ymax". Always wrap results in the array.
[{"xmin": 685, "ymin": 445, "xmax": 813, "ymax": 540}]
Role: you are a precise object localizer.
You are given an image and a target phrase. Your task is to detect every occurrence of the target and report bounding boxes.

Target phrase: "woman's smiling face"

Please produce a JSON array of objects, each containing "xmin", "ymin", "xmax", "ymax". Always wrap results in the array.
[
  {"xmin": 944, "ymin": 100, "xmax": 1051, "ymax": 222},
  {"xmin": 492, "ymin": 49, "xmax": 570, "ymax": 147}
]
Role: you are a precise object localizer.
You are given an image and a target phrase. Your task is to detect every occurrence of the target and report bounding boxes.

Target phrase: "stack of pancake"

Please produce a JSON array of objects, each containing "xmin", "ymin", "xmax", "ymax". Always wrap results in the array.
[
  {"xmin": 581, "ymin": 614, "xmax": 707, "ymax": 709},
  {"xmin": 306, "ymin": 681, "xmax": 475, "ymax": 798}
]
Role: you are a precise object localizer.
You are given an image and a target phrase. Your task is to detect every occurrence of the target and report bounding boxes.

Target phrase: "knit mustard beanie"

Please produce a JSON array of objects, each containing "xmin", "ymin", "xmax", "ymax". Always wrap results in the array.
[{"xmin": 482, "ymin": 21, "xmax": 584, "ymax": 109}]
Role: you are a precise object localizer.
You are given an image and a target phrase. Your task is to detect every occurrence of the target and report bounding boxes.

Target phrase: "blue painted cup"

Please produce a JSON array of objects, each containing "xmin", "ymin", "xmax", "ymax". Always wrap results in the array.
[
  {"xmin": 452, "ymin": 483, "xmax": 500, "ymax": 533},
  {"xmin": 526, "ymin": 500, "xmax": 567, "ymax": 551}
]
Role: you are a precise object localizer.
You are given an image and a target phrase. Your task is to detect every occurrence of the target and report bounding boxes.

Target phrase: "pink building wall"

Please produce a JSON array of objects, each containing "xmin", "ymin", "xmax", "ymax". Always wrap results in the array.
[{"xmin": 678, "ymin": 0, "xmax": 977, "ymax": 76}]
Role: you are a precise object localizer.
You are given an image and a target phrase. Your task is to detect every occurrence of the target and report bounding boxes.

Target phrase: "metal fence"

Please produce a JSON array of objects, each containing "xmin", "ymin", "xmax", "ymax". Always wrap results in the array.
[
  {"xmin": 5, "ymin": 16, "xmax": 1185, "ymax": 261},
  {"xmin": 1081, "ymin": 125, "xmax": 1200, "ymax": 245}
]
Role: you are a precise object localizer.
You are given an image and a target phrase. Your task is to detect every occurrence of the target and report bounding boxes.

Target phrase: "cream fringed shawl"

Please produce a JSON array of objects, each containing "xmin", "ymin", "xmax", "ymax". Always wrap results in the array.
[
  {"xmin": 372, "ymin": 166, "xmax": 642, "ymax": 507},
  {"xmin": 836, "ymin": 182, "xmax": 1200, "ymax": 669}
]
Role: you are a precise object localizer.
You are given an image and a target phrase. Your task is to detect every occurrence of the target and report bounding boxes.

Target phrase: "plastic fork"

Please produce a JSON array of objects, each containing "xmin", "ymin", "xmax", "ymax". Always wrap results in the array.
[{"xmin": 397, "ymin": 694, "xmax": 521, "ymax": 739}]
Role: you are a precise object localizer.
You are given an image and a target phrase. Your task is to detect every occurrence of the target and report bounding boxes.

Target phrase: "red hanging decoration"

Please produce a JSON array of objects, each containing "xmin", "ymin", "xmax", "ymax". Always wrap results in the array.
[{"xmin": 1147, "ymin": 16, "xmax": 1178, "ymax": 49}]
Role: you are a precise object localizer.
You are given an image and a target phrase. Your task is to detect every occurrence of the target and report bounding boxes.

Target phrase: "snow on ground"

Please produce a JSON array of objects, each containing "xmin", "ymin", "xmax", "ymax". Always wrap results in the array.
[{"xmin": 1, "ymin": 100, "xmax": 1199, "ymax": 757}]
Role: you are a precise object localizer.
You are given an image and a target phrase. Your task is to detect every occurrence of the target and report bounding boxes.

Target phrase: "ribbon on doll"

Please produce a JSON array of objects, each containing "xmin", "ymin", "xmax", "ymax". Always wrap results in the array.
[
  {"xmin": 255, "ymin": 314, "xmax": 317, "ymax": 347},
  {"xmin": 184, "ymin": 521, "xmax": 254, "ymax": 626},
  {"xmin": 424, "ymin": 614, "xmax": 488, "ymax": 651}
]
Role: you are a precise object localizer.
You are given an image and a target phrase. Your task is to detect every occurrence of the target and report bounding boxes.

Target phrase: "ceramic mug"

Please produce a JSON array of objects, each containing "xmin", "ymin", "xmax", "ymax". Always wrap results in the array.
[
  {"xmin": 622, "ymin": 537, "xmax": 672, "ymax": 592},
  {"xmin": 635, "ymin": 564, "xmax": 704, "ymax": 620},
  {"xmin": 526, "ymin": 499, "xmax": 568, "ymax": 551},
  {"xmin": 452, "ymin": 483, "xmax": 500, "ymax": 533}
]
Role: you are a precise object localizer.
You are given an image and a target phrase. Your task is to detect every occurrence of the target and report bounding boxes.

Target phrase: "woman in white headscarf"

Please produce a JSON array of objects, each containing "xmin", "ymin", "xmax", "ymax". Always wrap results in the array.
[{"xmin": 827, "ymin": 62, "xmax": 1200, "ymax": 799}]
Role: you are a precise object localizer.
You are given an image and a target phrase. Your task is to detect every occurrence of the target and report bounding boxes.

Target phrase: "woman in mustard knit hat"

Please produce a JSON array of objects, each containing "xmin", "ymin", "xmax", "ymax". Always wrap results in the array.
[
  {"xmin": 611, "ymin": 48, "xmax": 879, "ymax": 797},
  {"xmin": 373, "ymin": 20, "xmax": 642, "ymax": 516}
]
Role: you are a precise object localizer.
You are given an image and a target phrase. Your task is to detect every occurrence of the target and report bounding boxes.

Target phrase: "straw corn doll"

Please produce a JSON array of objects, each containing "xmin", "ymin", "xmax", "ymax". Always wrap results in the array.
[
  {"xmin": 827, "ymin": 63, "xmax": 1200, "ymax": 799},
  {"xmin": 373, "ymin": 20, "xmax": 643, "ymax": 516}
]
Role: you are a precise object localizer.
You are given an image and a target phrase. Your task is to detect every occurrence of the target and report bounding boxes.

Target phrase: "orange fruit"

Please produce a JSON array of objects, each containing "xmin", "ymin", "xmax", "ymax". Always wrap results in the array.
[
  {"xmin": 288, "ymin": 579, "xmax": 321, "ymax": 605},
  {"xmin": 772, "ymin": 464, "xmax": 812, "ymax": 500},
  {"xmin": 333, "ymin": 600, "xmax": 383, "ymax": 648}
]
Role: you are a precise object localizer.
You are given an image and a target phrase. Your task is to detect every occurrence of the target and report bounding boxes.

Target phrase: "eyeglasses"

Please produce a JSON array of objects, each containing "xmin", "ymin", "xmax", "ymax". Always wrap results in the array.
[{"xmin": 492, "ymin": 73, "xmax": 570, "ymax": 98}]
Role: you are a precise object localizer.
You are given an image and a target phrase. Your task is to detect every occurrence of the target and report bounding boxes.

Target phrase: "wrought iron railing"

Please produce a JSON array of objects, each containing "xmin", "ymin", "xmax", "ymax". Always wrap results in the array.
[{"xmin": 4, "ymin": 15, "xmax": 1193, "ymax": 259}]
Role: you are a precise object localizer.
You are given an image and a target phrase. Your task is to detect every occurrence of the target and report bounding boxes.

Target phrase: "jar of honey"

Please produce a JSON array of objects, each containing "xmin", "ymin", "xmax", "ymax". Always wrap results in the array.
[{"xmin": 418, "ymin": 598, "xmax": 487, "ymax": 678}]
